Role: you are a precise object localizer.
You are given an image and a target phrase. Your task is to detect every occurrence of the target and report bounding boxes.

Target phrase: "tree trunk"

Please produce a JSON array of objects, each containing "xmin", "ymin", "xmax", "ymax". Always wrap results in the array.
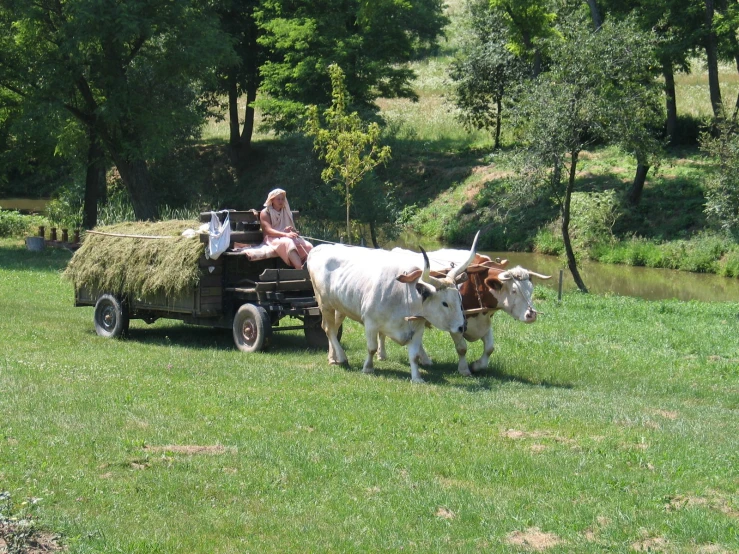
[
  {"xmin": 584, "ymin": 0, "xmax": 602, "ymax": 30},
  {"xmin": 83, "ymin": 129, "xmax": 106, "ymax": 229},
  {"xmin": 562, "ymin": 151, "xmax": 588, "ymax": 293},
  {"xmin": 228, "ymin": 72, "xmax": 241, "ymax": 166},
  {"xmin": 627, "ymin": 163, "xmax": 650, "ymax": 206},
  {"xmin": 494, "ymin": 97, "xmax": 502, "ymax": 150},
  {"xmin": 662, "ymin": 58, "xmax": 678, "ymax": 143},
  {"xmin": 240, "ymin": 86, "xmax": 257, "ymax": 153},
  {"xmin": 346, "ymin": 183, "xmax": 351, "ymax": 244},
  {"xmin": 111, "ymin": 156, "xmax": 157, "ymax": 221},
  {"xmin": 369, "ymin": 219, "xmax": 379, "ymax": 248},
  {"xmin": 705, "ymin": 0, "xmax": 723, "ymax": 119}
]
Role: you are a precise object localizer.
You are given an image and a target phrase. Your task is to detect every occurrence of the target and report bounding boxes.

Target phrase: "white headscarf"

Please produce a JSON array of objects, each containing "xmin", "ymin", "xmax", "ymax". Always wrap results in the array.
[{"xmin": 263, "ymin": 188, "xmax": 296, "ymax": 232}]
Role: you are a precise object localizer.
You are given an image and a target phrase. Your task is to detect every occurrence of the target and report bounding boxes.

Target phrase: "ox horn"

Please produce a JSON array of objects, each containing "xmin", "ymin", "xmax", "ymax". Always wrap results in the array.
[
  {"xmin": 528, "ymin": 271, "xmax": 552, "ymax": 280},
  {"xmin": 419, "ymin": 246, "xmax": 445, "ymax": 289},
  {"xmin": 447, "ymin": 230, "xmax": 480, "ymax": 284}
]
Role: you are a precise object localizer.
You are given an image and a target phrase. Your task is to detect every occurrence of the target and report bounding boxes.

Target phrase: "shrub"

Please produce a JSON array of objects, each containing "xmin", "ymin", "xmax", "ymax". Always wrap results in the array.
[
  {"xmin": 533, "ymin": 226, "xmax": 563, "ymax": 255},
  {"xmin": 0, "ymin": 208, "xmax": 47, "ymax": 238},
  {"xmin": 717, "ymin": 246, "xmax": 739, "ymax": 277}
]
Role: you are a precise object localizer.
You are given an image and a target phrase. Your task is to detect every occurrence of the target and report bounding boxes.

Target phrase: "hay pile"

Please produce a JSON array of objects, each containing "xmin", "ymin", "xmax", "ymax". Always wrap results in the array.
[{"xmin": 64, "ymin": 220, "xmax": 206, "ymax": 298}]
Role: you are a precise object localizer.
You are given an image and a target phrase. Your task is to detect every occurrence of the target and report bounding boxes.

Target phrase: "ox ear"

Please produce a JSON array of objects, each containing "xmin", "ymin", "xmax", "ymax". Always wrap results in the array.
[
  {"xmin": 454, "ymin": 272, "xmax": 469, "ymax": 284},
  {"xmin": 397, "ymin": 268, "xmax": 424, "ymax": 283},
  {"xmin": 484, "ymin": 275, "xmax": 504, "ymax": 291},
  {"xmin": 415, "ymin": 281, "xmax": 435, "ymax": 301}
]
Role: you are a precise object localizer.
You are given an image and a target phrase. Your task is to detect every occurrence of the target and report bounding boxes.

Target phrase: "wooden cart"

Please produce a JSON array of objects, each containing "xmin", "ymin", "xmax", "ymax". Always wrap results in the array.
[{"xmin": 74, "ymin": 210, "xmax": 334, "ymax": 352}]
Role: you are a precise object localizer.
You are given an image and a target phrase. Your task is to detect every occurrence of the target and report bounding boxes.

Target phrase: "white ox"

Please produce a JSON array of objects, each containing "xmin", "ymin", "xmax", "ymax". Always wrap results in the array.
[
  {"xmin": 381, "ymin": 248, "xmax": 550, "ymax": 376},
  {"xmin": 306, "ymin": 234, "xmax": 479, "ymax": 383}
]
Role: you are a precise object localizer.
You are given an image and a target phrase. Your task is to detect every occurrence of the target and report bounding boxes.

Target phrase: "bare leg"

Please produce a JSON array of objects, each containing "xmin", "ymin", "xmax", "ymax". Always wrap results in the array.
[{"xmin": 288, "ymin": 249, "xmax": 302, "ymax": 269}]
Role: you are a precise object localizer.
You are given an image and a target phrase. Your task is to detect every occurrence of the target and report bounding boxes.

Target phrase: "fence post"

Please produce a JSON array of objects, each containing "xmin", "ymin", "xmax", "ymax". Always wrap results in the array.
[{"xmin": 558, "ymin": 269, "xmax": 564, "ymax": 302}]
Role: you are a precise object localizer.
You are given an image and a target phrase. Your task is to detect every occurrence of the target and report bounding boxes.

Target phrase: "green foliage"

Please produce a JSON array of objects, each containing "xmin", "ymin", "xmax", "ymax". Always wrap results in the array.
[
  {"xmin": 0, "ymin": 209, "xmax": 46, "ymax": 238},
  {"xmin": 590, "ymin": 232, "xmax": 735, "ymax": 274},
  {"xmin": 0, "ymin": 0, "xmax": 234, "ymax": 219},
  {"xmin": 0, "ymin": 491, "xmax": 40, "ymax": 554},
  {"xmin": 569, "ymin": 190, "xmax": 621, "ymax": 249},
  {"xmin": 448, "ymin": 0, "xmax": 529, "ymax": 148},
  {"xmin": 305, "ymin": 64, "xmax": 392, "ymax": 242},
  {"xmin": 255, "ymin": 0, "xmax": 448, "ymax": 131},
  {"xmin": 700, "ymin": 117, "xmax": 739, "ymax": 236}
]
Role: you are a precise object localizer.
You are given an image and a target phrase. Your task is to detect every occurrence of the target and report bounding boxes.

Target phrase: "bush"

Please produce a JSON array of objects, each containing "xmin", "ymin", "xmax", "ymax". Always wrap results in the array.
[
  {"xmin": 670, "ymin": 114, "xmax": 707, "ymax": 147},
  {"xmin": 0, "ymin": 208, "xmax": 47, "ymax": 238},
  {"xmin": 717, "ymin": 245, "xmax": 739, "ymax": 277},
  {"xmin": 533, "ymin": 227, "xmax": 563, "ymax": 255}
]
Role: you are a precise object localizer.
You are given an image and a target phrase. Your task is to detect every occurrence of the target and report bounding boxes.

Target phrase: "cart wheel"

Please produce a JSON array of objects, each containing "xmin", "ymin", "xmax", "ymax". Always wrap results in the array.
[
  {"xmin": 304, "ymin": 315, "xmax": 342, "ymax": 349},
  {"xmin": 233, "ymin": 304, "xmax": 272, "ymax": 353},
  {"xmin": 93, "ymin": 294, "xmax": 129, "ymax": 338}
]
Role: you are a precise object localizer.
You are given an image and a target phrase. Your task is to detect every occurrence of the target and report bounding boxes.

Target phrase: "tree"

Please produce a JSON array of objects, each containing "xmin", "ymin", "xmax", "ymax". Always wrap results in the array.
[
  {"xmin": 0, "ymin": 0, "xmax": 232, "ymax": 220},
  {"xmin": 449, "ymin": 0, "xmax": 529, "ymax": 149},
  {"xmin": 510, "ymin": 16, "xmax": 661, "ymax": 292},
  {"xmin": 603, "ymin": 0, "xmax": 704, "ymax": 143},
  {"xmin": 209, "ymin": 0, "xmax": 265, "ymax": 169},
  {"xmin": 701, "ymin": 117, "xmax": 739, "ymax": 236},
  {"xmin": 305, "ymin": 64, "xmax": 391, "ymax": 244},
  {"xmin": 255, "ymin": 0, "xmax": 448, "ymax": 132},
  {"xmin": 488, "ymin": 0, "xmax": 558, "ymax": 76}
]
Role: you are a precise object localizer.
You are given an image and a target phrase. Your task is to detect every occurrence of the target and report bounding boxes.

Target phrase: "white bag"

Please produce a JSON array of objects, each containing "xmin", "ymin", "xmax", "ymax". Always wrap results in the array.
[{"xmin": 206, "ymin": 211, "xmax": 231, "ymax": 260}]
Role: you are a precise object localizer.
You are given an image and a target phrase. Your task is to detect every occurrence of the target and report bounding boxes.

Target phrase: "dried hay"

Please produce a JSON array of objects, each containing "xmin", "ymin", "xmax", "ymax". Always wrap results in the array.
[{"xmin": 64, "ymin": 220, "xmax": 205, "ymax": 298}]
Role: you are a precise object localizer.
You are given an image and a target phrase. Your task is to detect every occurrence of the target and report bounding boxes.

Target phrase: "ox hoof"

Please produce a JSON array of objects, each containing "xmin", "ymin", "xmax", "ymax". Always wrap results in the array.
[
  {"xmin": 411, "ymin": 377, "xmax": 426, "ymax": 384},
  {"xmin": 330, "ymin": 360, "xmax": 349, "ymax": 367},
  {"xmin": 458, "ymin": 369, "xmax": 473, "ymax": 377},
  {"xmin": 362, "ymin": 367, "xmax": 375, "ymax": 375}
]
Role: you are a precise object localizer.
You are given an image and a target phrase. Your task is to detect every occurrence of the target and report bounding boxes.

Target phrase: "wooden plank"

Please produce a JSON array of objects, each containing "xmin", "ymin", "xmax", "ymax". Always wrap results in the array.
[
  {"xmin": 254, "ymin": 280, "xmax": 313, "ymax": 292},
  {"xmin": 199, "ymin": 274, "xmax": 223, "ymax": 287},
  {"xmin": 230, "ymin": 231, "xmax": 263, "ymax": 243},
  {"xmin": 259, "ymin": 268, "xmax": 310, "ymax": 281},
  {"xmin": 199, "ymin": 286, "xmax": 222, "ymax": 296}
]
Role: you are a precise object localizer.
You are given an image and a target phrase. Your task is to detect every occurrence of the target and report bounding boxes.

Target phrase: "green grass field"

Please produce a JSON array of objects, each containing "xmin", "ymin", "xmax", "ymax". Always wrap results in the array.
[{"xmin": 1, "ymin": 241, "xmax": 737, "ymax": 553}]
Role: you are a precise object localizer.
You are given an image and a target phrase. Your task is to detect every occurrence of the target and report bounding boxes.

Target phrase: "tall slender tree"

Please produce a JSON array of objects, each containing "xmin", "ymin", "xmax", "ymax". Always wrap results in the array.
[{"xmin": 510, "ymin": 16, "xmax": 661, "ymax": 292}]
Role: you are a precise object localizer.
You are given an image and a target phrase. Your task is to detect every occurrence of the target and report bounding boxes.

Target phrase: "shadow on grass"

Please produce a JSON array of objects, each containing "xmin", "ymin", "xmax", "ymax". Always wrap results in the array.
[
  {"xmin": 124, "ymin": 322, "xmax": 324, "ymax": 354},
  {"xmin": 344, "ymin": 354, "xmax": 575, "ymax": 389},
  {"xmin": 0, "ymin": 244, "xmax": 73, "ymax": 272}
]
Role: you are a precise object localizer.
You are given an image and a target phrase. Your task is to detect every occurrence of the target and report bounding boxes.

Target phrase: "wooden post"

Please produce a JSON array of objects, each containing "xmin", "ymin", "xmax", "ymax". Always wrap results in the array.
[
  {"xmin": 74, "ymin": 230, "xmax": 80, "ymax": 243},
  {"xmin": 50, "ymin": 227, "xmax": 57, "ymax": 241},
  {"xmin": 38, "ymin": 226, "xmax": 45, "ymax": 238},
  {"xmin": 558, "ymin": 269, "xmax": 564, "ymax": 302},
  {"xmin": 61, "ymin": 229, "xmax": 69, "ymax": 242}
]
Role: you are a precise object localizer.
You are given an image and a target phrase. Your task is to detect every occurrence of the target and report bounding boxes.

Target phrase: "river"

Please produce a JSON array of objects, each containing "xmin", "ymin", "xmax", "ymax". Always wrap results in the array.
[
  {"xmin": 385, "ymin": 234, "xmax": 739, "ymax": 302},
  {"xmin": 483, "ymin": 250, "xmax": 739, "ymax": 302}
]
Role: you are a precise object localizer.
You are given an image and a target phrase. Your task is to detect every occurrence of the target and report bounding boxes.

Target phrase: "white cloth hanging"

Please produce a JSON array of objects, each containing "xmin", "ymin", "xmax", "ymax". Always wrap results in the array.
[{"xmin": 206, "ymin": 210, "xmax": 231, "ymax": 260}]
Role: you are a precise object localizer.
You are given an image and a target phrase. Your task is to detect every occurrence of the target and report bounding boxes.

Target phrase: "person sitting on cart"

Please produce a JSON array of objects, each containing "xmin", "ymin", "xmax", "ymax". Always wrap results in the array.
[{"xmin": 260, "ymin": 188, "xmax": 313, "ymax": 269}]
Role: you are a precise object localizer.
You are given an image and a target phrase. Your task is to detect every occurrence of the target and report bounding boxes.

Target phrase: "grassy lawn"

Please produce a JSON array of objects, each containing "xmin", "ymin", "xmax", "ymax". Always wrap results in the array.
[{"xmin": 1, "ymin": 240, "xmax": 738, "ymax": 553}]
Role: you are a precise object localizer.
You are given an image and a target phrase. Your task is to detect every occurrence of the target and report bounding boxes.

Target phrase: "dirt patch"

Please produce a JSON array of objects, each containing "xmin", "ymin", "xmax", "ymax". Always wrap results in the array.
[
  {"xmin": 501, "ymin": 429, "xmax": 576, "ymax": 446},
  {"xmin": 655, "ymin": 410, "xmax": 679, "ymax": 420},
  {"xmin": 631, "ymin": 536, "xmax": 668, "ymax": 552},
  {"xmin": 506, "ymin": 528, "xmax": 562, "ymax": 551},
  {"xmin": 1, "ymin": 529, "xmax": 65, "ymax": 553},
  {"xmin": 435, "ymin": 507, "xmax": 456, "ymax": 520},
  {"xmin": 666, "ymin": 491, "xmax": 738, "ymax": 518},
  {"xmin": 143, "ymin": 444, "xmax": 236, "ymax": 455}
]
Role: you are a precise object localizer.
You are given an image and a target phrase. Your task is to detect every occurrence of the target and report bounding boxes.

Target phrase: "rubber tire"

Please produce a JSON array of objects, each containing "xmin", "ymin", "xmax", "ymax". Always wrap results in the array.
[
  {"xmin": 304, "ymin": 315, "xmax": 342, "ymax": 349},
  {"xmin": 93, "ymin": 294, "xmax": 129, "ymax": 338},
  {"xmin": 233, "ymin": 304, "xmax": 272, "ymax": 353}
]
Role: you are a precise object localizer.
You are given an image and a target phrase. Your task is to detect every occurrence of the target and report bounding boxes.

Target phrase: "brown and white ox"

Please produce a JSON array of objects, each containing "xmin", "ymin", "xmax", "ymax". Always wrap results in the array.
[
  {"xmin": 307, "ymin": 233, "xmax": 479, "ymax": 383},
  {"xmin": 381, "ymin": 249, "xmax": 550, "ymax": 376}
]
